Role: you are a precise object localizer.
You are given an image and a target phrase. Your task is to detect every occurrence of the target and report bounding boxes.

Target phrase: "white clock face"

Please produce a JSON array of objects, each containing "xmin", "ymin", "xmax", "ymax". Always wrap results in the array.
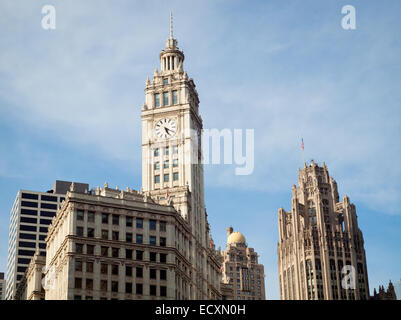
[{"xmin": 155, "ymin": 118, "xmax": 177, "ymax": 139}]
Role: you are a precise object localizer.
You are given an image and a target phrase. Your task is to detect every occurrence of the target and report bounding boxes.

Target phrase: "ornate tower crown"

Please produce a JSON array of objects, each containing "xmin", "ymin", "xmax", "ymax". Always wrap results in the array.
[{"xmin": 159, "ymin": 12, "xmax": 184, "ymax": 73}]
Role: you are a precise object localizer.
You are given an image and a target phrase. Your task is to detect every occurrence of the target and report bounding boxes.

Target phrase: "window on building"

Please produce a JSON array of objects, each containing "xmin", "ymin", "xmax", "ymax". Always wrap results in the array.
[
  {"xmin": 39, "ymin": 218, "xmax": 52, "ymax": 225},
  {"xmin": 173, "ymin": 172, "xmax": 179, "ymax": 181},
  {"xmin": 164, "ymin": 147, "xmax": 169, "ymax": 155},
  {"xmin": 173, "ymin": 159, "xmax": 178, "ymax": 167},
  {"xmin": 154, "ymin": 162, "xmax": 160, "ymax": 170},
  {"xmin": 112, "ymin": 264, "xmax": 119, "ymax": 275},
  {"xmin": 41, "ymin": 203, "xmax": 57, "ymax": 210},
  {"xmin": 112, "ymin": 231, "xmax": 119, "ymax": 241},
  {"xmin": 163, "ymin": 160, "xmax": 169, "ymax": 169},
  {"xmin": 160, "ymin": 221, "xmax": 166, "ymax": 232},
  {"xmin": 163, "ymin": 78, "xmax": 168, "ymax": 85},
  {"xmin": 154, "ymin": 148, "xmax": 159, "ymax": 157},
  {"xmin": 76, "ymin": 227, "xmax": 83, "ymax": 236},
  {"xmin": 136, "ymin": 218, "xmax": 143, "ymax": 229},
  {"xmin": 86, "ymin": 262, "xmax": 94, "ymax": 273},
  {"xmin": 21, "ymin": 201, "xmax": 38, "ymax": 208},
  {"xmin": 75, "ymin": 278, "xmax": 82, "ymax": 289},
  {"xmin": 76, "ymin": 243, "xmax": 83, "ymax": 254},
  {"xmin": 136, "ymin": 267, "xmax": 143, "ymax": 278},
  {"xmin": 86, "ymin": 279, "xmax": 93, "ymax": 290},
  {"xmin": 136, "ymin": 250, "xmax": 143, "ymax": 261},
  {"xmin": 88, "ymin": 211, "xmax": 95, "ymax": 223},
  {"xmin": 172, "ymin": 90, "xmax": 178, "ymax": 105},
  {"xmin": 17, "ymin": 266, "xmax": 28, "ymax": 273},
  {"xmin": 173, "ymin": 146, "xmax": 178, "ymax": 154},
  {"xmin": 150, "ymin": 252, "xmax": 157, "ymax": 262},
  {"xmin": 126, "ymin": 282, "xmax": 132, "ymax": 294},
  {"xmin": 112, "ymin": 248, "xmax": 119, "ymax": 258},
  {"xmin": 41, "ymin": 195, "xmax": 57, "ymax": 202},
  {"xmin": 21, "ymin": 209, "xmax": 37, "ymax": 216},
  {"xmin": 87, "ymin": 228, "xmax": 94, "ymax": 238},
  {"xmin": 126, "ymin": 266, "xmax": 132, "ymax": 277},
  {"xmin": 154, "ymin": 175, "xmax": 160, "ymax": 184},
  {"xmin": 155, "ymin": 93, "xmax": 160, "ymax": 107},
  {"xmin": 112, "ymin": 215, "xmax": 119, "ymax": 225},
  {"xmin": 160, "ymin": 270, "xmax": 167, "ymax": 280},
  {"xmin": 136, "ymin": 234, "xmax": 143, "ymax": 244},
  {"xmin": 164, "ymin": 174, "xmax": 169, "ymax": 182},
  {"xmin": 149, "ymin": 220, "xmax": 156, "ymax": 230},
  {"xmin": 126, "ymin": 232, "xmax": 132, "ymax": 243},
  {"xmin": 75, "ymin": 260, "xmax": 82, "ymax": 272},
  {"xmin": 126, "ymin": 216, "xmax": 133, "ymax": 227},
  {"xmin": 160, "ymin": 237, "xmax": 166, "ymax": 247},
  {"xmin": 101, "ymin": 246, "xmax": 109, "ymax": 257},
  {"xmin": 77, "ymin": 210, "xmax": 84, "ymax": 221},
  {"xmin": 126, "ymin": 249, "xmax": 132, "ymax": 259},
  {"xmin": 40, "ymin": 211, "xmax": 55, "ymax": 218},
  {"xmin": 150, "ymin": 285, "xmax": 157, "ymax": 296},
  {"xmin": 102, "ymin": 230, "xmax": 108, "ymax": 240},
  {"xmin": 163, "ymin": 92, "xmax": 169, "ymax": 106},
  {"xmin": 150, "ymin": 269, "xmax": 157, "ymax": 279},
  {"xmin": 111, "ymin": 281, "xmax": 118, "ymax": 293},
  {"xmin": 102, "ymin": 213, "xmax": 109, "ymax": 224},
  {"xmin": 22, "ymin": 193, "xmax": 39, "ymax": 200},
  {"xmin": 100, "ymin": 280, "xmax": 108, "ymax": 291},
  {"xmin": 101, "ymin": 263, "xmax": 108, "ymax": 275},
  {"xmin": 136, "ymin": 283, "xmax": 143, "ymax": 295},
  {"xmin": 150, "ymin": 236, "xmax": 156, "ymax": 246},
  {"xmin": 87, "ymin": 245, "xmax": 94, "ymax": 255},
  {"xmin": 160, "ymin": 254, "xmax": 167, "ymax": 263}
]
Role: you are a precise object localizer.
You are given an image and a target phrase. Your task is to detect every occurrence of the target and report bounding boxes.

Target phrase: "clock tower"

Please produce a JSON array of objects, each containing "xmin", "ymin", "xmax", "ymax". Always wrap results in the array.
[{"xmin": 141, "ymin": 14, "xmax": 219, "ymax": 299}]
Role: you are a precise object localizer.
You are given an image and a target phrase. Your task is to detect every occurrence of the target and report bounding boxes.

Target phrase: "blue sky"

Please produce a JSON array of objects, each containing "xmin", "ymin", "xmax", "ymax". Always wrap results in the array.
[{"xmin": 1, "ymin": 0, "xmax": 400, "ymax": 300}]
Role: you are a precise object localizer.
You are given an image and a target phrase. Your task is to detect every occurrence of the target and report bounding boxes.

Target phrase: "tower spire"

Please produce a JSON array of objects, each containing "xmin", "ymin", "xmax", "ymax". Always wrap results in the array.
[{"xmin": 170, "ymin": 11, "xmax": 173, "ymax": 39}]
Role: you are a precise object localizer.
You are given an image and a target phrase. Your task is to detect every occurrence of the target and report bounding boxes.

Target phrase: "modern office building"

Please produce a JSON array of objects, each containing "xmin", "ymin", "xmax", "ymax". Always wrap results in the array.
[
  {"xmin": 220, "ymin": 227, "xmax": 266, "ymax": 300},
  {"xmin": 5, "ymin": 180, "xmax": 88, "ymax": 300},
  {"xmin": 277, "ymin": 161, "xmax": 370, "ymax": 300},
  {"xmin": 0, "ymin": 273, "xmax": 6, "ymax": 300}
]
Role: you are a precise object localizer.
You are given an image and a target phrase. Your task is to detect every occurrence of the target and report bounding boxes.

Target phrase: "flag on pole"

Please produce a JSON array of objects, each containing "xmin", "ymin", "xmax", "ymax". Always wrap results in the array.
[{"xmin": 301, "ymin": 138, "xmax": 304, "ymax": 151}]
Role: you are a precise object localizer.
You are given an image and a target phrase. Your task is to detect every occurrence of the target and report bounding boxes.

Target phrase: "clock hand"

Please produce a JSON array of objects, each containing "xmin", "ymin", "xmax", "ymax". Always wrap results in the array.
[{"xmin": 164, "ymin": 127, "xmax": 171, "ymax": 134}]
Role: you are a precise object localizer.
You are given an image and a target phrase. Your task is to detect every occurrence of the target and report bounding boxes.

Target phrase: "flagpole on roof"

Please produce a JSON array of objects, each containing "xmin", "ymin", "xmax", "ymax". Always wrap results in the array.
[{"xmin": 301, "ymin": 138, "xmax": 305, "ymax": 166}]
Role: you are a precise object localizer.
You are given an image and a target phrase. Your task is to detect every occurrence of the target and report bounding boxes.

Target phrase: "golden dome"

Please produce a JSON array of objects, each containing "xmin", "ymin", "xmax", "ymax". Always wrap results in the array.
[{"xmin": 227, "ymin": 231, "xmax": 246, "ymax": 244}]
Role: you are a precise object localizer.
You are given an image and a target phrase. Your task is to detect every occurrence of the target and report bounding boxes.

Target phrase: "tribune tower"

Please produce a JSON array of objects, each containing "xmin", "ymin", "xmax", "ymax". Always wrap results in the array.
[
  {"xmin": 141, "ymin": 14, "xmax": 219, "ymax": 299},
  {"xmin": 277, "ymin": 161, "xmax": 370, "ymax": 300}
]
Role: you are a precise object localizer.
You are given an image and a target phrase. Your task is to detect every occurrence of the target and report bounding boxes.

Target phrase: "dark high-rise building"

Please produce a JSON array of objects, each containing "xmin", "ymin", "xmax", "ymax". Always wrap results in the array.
[{"xmin": 5, "ymin": 180, "xmax": 88, "ymax": 300}]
